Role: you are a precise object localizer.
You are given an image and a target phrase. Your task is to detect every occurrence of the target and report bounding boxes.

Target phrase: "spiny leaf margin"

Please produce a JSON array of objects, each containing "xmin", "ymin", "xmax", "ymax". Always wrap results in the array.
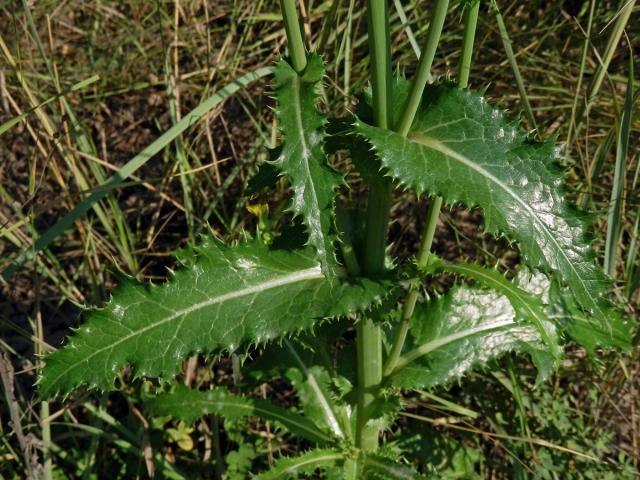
[
  {"xmin": 517, "ymin": 270, "xmax": 632, "ymax": 353},
  {"xmin": 426, "ymin": 257, "xmax": 562, "ymax": 366},
  {"xmin": 389, "ymin": 284, "xmax": 555, "ymax": 389},
  {"xmin": 254, "ymin": 449, "xmax": 344, "ymax": 480},
  {"xmin": 39, "ymin": 238, "xmax": 391, "ymax": 398},
  {"xmin": 273, "ymin": 53, "xmax": 342, "ymax": 276},
  {"xmin": 354, "ymin": 79, "xmax": 616, "ymax": 328},
  {"xmin": 426, "ymin": 257, "xmax": 631, "ymax": 356}
]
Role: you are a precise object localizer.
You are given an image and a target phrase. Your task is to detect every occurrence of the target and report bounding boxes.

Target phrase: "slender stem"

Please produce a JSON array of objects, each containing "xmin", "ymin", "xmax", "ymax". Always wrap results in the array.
[
  {"xmin": 361, "ymin": 0, "xmax": 393, "ymax": 276},
  {"xmin": 356, "ymin": 0, "xmax": 392, "ymax": 452},
  {"xmin": 458, "ymin": 0, "xmax": 480, "ymax": 90},
  {"xmin": 383, "ymin": 197, "xmax": 442, "ymax": 376},
  {"xmin": 384, "ymin": 0, "xmax": 479, "ymax": 378},
  {"xmin": 491, "ymin": 0, "xmax": 537, "ymax": 132},
  {"xmin": 37, "ymin": 308, "xmax": 52, "ymax": 480},
  {"xmin": 280, "ymin": 0, "xmax": 307, "ymax": 73},
  {"xmin": 362, "ymin": 181, "xmax": 392, "ymax": 275},
  {"xmin": 41, "ymin": 402, "xmax": 52, "ymax": 480},
  {"xmin": 395, "ymin": 0, "xmax": 450, "ymax": 137}
]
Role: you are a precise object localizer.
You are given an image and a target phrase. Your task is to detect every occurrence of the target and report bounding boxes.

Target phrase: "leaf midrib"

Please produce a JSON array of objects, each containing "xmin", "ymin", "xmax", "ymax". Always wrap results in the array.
[
  {"xmin": 408, "ymin": 133, "xmax": 596, "ymax": 314},
  {"xmin": 292, "ymin": 74, "xmax": 324, "ymax": 253},
  {"xmin": 286, "ymin": 340, "xmax": 344, "ymax": 439},
  {"xmin": 444, "ymin": 263, "xmax": 554, "ymax": 348},
  {"xmin": 393, "ymin": 318, "xmax": 516, "ymax": 373},
  {"xmin": 46, "ymin": 266, "xmax": 324, "ymax": 389},
  {"xmin": 282, "ymin": 453, "xmax": 344, "ymax": 473}
]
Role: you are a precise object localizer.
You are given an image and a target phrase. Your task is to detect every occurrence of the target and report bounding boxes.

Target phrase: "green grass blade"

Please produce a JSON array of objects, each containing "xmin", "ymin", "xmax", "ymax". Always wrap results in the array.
[
  {"xmin": 566, "ymin": 0, "xmax": 596, "ymax": 157},
  {"xmin": 491, "ymin": 0, "xmax": 538, "ymax": 132},
  {"xmin": 392, "ymin": 0, "xmax": 421, "ymax": 58},
  {"xmin": 0, "ymin": 75, "xmax": 99, "ymax": 136},
  {"xmin": 1, "ymin": 66, "xmax": 273, "ymax": 280},
  {"xmin": 580, "ymin": 126, "xmax": 616, "ymax": 210},
  {"xmin": 569, "ymin": 0, "xmax": 637, "ymax": 146},
  {"xmin": 604, "ymin": 56, "xmax": 636, "ymax": 276},
  {"xmin": 625, "ymin": 158, "xmax": 640, "ymax": 299}
]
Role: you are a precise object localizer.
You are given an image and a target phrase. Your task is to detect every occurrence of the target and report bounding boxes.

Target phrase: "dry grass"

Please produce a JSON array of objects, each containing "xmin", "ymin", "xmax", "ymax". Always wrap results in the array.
[{"xmin": 0, "ymin": 0, "xmax": 638, "ymax": 477}]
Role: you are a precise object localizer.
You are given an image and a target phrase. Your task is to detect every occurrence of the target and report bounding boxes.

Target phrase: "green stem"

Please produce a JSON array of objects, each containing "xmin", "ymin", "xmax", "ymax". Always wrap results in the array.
[
  {"xmin": 384, "ymin": 0, "xmax": 478, "ymax": 378},
  {"xmin": 355, "ymin": 318, "xmax": 383, "ymax": 451},
  {"xmin": 458, "ymin": 0, "xmax": 480, "ymax": 90},
  {"xmin": 356, "ymin": 0, "xmax": 393, "ymax": 452},
  {"xmin": 280, "ymin": 0, "xmax": 307, "ymax": 73},
  {"xmin": 395, "ymin": 0, "xmax": 450, "ymax": 137},
  {"xmin": 383, "ymin": 197, "xmax": 442, "ymax": 376},
  {"xmin": 365, "ymin": 1, "xmax": 392, "ymax": 131}
]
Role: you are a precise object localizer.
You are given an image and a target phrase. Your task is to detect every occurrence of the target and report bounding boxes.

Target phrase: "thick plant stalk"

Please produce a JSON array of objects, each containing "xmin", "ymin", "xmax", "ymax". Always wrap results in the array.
[
  {"xmin": 384, "ymin": 0, "xmax": 478, "ymax": 378},
  {"xmin": 362, "ymin": 0, "xmax": 393, "ymax": 276},
  {"xmin": 356, "ymin": 0, "xmax": 393, "ymax": 452},
  {"xmin": 280, "ymin": 0, "xmax": 307, "ymax": 72}
]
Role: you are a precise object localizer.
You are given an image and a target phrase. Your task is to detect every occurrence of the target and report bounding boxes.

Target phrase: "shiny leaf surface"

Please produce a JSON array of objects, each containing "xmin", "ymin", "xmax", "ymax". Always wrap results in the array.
[
  {"xmin": 355, "ymin": 81, "xmax": 614, "ymax": 325},
  {"xmin": 390, "ymin": 285, "xmax": 554, "ymax": 389},
  {"xmin": 427, "ymin": 258, "xmax": 562, "ymax": 365},
  {"xmin": 39, "ymin": 239, "xmax": 390, "ymax": 398},
  {"xmin": 274, "ymin": 54, "xmax": 342, "ymax": 275},
  {"xmin": 516, "ymin": 270, "xmax": 632, "ymax": 353}
]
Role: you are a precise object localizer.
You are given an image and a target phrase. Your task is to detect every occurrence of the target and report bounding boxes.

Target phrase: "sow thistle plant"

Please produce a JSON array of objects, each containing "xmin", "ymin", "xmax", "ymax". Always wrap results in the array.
[{"xmin": 39, "ymin": 0, "xmax": 632, "ymax": 477}]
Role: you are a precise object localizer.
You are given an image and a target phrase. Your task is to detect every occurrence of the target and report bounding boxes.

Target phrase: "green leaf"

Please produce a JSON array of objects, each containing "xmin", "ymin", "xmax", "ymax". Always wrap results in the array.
[
  {"xmin": 147, "ymin": 385, "xmax": 331, "ymax": 444},
  {"xmin": 39, "ymin": 238, "xmax": 390, "ymax": 398},
  {"xmin": 518, "ymin": 271, "xmax": 632, "ymax": 354},
  {"xmin": 326, "ymin": 117, "xmax": 383, "ymax": 189},
  {"xmin": 274, "ymin": 54, "xmax": 342, "ymax": 275},
  {"xmin": 247, "ymin": 336, "xmax": 352, "ymax": 441},
  {"xmin": 355, "ymin": 81, "xmax": 615, "ymax": 325},
  {"xmin": 389, "ymin": 284, "xmax": 555, "ymax": 389},
  {"xmin": 282, "ymin": 340, "xmax": 348, "ymax": 440},
  {"xmin": 362, "ymin": 454, "xmax": 427, "ymax": 479},
  {"xmin": 246, "ymin": 160, "xmax": 280, "ymax": 195},
  {"xmin": 365, "ymin": 394, "xmax": 403, "ymax": 432},
  {"xmin": 254, "ymin": 449, "xmax": 344, "ymax": 480},
  {"xmin": 427, "ymin": 258, "xmax": 562, "ymax": 365},
  {"xmin": 226, "ymin": 444, "xmax": 256, "ymax": 480},
  {"xmin": 428, "ymin": 258, "xmax": 631, "ymax": 355}
]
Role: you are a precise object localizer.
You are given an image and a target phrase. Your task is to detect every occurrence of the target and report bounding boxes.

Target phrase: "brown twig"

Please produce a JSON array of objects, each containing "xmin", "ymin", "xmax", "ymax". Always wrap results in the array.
[{"xmin": 0, "ymin": 352, "xmax": 41, "ymax": 479}]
